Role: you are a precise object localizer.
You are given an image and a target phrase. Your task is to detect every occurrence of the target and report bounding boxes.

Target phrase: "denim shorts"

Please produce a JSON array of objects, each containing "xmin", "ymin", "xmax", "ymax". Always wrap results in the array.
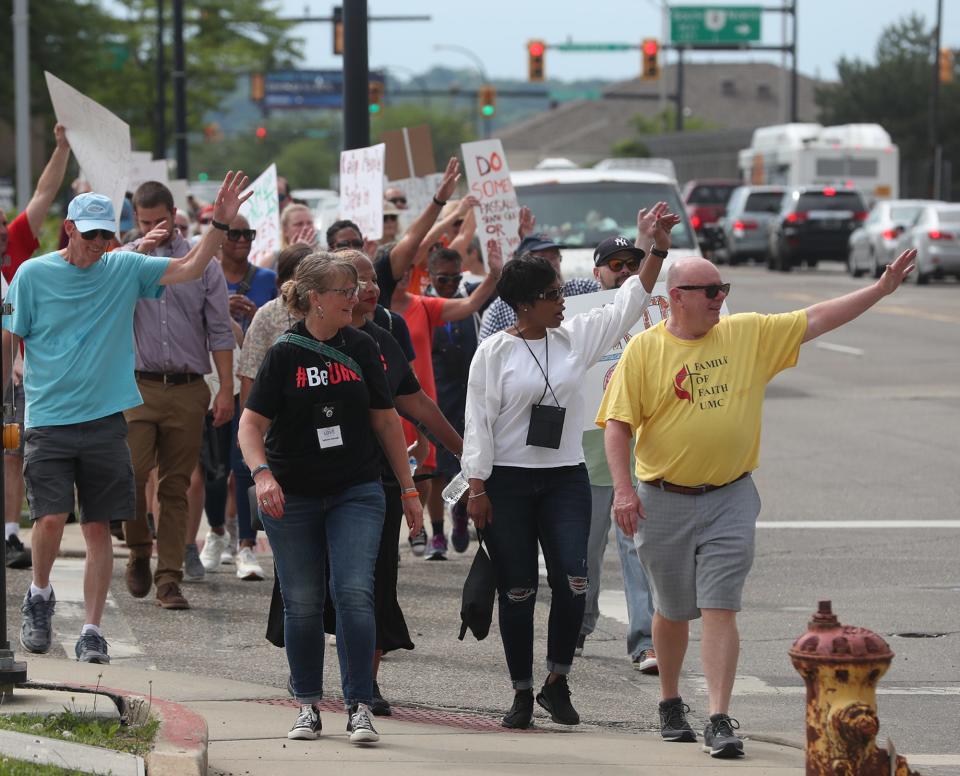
[{"xmin": 23, "ymin": 413, "xmax": 136, "ymax": 523}]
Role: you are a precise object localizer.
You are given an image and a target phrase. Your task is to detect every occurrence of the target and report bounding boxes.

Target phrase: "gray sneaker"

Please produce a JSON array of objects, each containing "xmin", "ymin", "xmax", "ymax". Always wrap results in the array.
[
  {"xmin": 183, "ymin": 543, "xmax": 205, "ymax": 582},
  {"xmin": 75, "ymin": 630, "xmax": 110, "ymax": 664},
  {"xmin": 20, "ymin": 590, "xmax": 56, "ymax": 654}
]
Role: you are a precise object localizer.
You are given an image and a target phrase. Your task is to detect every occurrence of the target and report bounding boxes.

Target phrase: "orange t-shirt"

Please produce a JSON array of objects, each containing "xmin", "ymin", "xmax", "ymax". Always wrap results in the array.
[{"xmin": 399, "ymin": 294, "xmax": 447, "ymax": 468}]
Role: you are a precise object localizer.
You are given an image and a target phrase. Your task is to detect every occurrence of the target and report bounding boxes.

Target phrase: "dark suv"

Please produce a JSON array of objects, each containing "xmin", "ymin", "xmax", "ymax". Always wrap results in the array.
[{"xmin": 767, "ymin": 186, "xmax": 868, "ymax": 271}]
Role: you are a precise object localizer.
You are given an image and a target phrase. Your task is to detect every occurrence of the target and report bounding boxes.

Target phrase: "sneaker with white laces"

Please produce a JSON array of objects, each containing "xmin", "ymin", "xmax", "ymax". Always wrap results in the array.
[
  {"xmin": 287, "ymin": 704, "xmax": 322, "ymax": 740},
  {"xmin": 659, "ymin": 696, "xmax": 697, "ymax": 743},
  {"xmin": 183, "ymin": 543, "xmax": 205, "ymax": 582},
  {"xmin": 425, "ymin": 533, "xmax": 448, "ymax": 560},
  {"xmin": 703, "ymin": 713, "xmax": 744, "ymax": 758},
  {"xmin": 199, "ymin": 531, "xmax": 228, "ymax": 573},
  {"xmin": 236, "ymin": 546, "xmax": 265, "ymax": 580},
  {"xmin": 408, "ymin": 527, "xmax": 427, "ymax": 556},
  {"xmin": 346, "ymin": 703, "xmax": 379, "ymax": 744},
  {"xmin": 20, "ymin": 590, "xmax": 56, "ymax": 654},
  {"xmin": 75, "ymin": 630, "xmax": 110, "ymax": 664}
]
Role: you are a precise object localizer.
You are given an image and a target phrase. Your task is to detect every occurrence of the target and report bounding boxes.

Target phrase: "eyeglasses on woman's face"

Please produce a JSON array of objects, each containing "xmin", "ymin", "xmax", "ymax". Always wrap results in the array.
[
  {"xmin": 321, "ymin": 285, "xmax": 360, "ymax": 299},
  {"xmin": 535, "ymin": 286, "xmax": 564, "ymax": 303}
]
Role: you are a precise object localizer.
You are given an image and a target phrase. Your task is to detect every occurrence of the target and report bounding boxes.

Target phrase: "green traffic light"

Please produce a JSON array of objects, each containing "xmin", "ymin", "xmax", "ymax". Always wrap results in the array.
[
  {"xmin": 481, "ymin": 105, "xmax": 495, "ymax": 117},
  {"xmin": 198, "ymin": 172, "xmax": 209, "ymax": 181},
  {"xmin": 369, "ymin": 104, "xmax": 381, "ymax": 114}
]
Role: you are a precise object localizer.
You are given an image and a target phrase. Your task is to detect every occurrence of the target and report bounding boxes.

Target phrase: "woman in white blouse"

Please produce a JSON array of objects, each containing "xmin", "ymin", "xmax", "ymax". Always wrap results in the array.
[{"xmin": 461, "ymin": 204, "xmax": 677, "ymax": 729}]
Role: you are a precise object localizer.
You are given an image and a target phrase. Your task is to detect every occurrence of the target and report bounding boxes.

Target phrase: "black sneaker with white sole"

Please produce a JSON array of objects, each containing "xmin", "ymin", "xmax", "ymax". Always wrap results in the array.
[
  {"xmin": 703, "ymin": 713, "xmax": 744, "ymax": 758},
  {"xmin": 658, "ymin": 696, "xmax": 696, "ymax": 743},
  {"xmin": 347, "ymin": 703, "xmax": 379, "ymax": 744},
  {"xmin": 288, "ymin": 704, "xmax": 321, "ymax": 740}
]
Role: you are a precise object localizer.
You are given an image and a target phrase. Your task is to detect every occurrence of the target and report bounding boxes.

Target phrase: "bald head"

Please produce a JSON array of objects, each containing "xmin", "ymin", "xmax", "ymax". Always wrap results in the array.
[{"xmin": 666, "ymin": 257, "xmax": 721, "ymax": 290}]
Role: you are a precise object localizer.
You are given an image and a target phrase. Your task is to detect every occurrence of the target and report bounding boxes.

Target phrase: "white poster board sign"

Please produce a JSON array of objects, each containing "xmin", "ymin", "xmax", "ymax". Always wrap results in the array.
[
  {"xmin": 389, "ymin": 173, "xmax": 444, "ymax": 232},
  {"xmin": 45, "ymin": 72, "xmax": 131, "ymax": 229},
  {"xmin": 339, "ymin": 144, "xmax": 386, "ymax": 240},
  {"xmin": 563, "ymin": 282, "xmax": 730, "ymax": 430},
  {"xmin": 126, "ymin": 153, "xmax": 169, "ymax": 191},
  {"xmin": 461, "ymin": 138, "xmax": 520, "ymax": 266},
  {"xmin": 239, "ymin": 163, "xmax": 281, "ymax": 269},
  {"xmin": 168, "ymin": 179, "xmax": 190, "ymax": 214}
]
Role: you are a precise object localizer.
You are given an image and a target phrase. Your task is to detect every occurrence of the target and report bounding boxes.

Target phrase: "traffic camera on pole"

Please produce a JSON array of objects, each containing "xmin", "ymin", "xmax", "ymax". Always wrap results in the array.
[
  {"xmin": 527, "ymin": 40, "xmax": 546, "ymax": 82},
  {"xmin": 478, "ymin": 84, "xmax": 497, "ymax": 118},
  {"xmin": 641, "ymin": 38, "xmax": 660, "ymax": 80},
  {"xmin": 940, "ymin": 48, "xmax": 954, "ymax": 84}
]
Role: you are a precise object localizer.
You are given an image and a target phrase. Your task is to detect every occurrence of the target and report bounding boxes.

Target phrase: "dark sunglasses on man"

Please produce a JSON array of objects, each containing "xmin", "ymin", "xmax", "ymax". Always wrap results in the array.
[
  {"xmin": 432, "ymin": 273, "xmax": 463, "ymax": 286},
  {"xmin": 334, "ymin": 238, "xmax": 364, "ymax": 250},
  {"xmin": 676, "ymin": 283, "xmax": 731, "ymax": 299},
  {"xmin": 602, "ymin": 257, "xmax": 642, "ymax": 273},
  {"xmin": 387, "ymin": 196, "xmax": 407, "ymax": 207},
  {"xmin": 226, "ymin": 228, "xmax": 257, "ymax": 242},
  {"xmin": 80, "ymin": 229, "xmax": 116, "ymax": 241}
]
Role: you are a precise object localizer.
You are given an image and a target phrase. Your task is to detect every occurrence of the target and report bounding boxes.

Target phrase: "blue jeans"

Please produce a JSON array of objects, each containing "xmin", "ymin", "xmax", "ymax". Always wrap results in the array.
[
  {"xmin": 581, "ymin": 484, "xmax": 654, "ymax": 658},
  {"xmin": 483, "ymin": 464, "xmax": 591, "ymax": 690},
  {"xmin": 260, "ymin": 482, "xmax": 385, "ymax": 706}
]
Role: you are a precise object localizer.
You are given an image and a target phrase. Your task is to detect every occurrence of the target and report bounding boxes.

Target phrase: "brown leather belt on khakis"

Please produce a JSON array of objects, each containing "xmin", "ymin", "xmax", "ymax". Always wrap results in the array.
[
  {"xmin": 135, "ymin": 371, "xmax": 203, "ymax": 385},
  {"xmin": 644, "ymin": 471, "xmax": 749, "ymax": 496}
]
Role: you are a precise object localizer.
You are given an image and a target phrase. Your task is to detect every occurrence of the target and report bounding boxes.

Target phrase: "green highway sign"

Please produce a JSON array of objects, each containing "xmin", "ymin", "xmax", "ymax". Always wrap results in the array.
[
  {"xmin": 552, "ymin": 43, "xmax": 636, "ymax": 52},
  {"xmin": 670, "ymin": 6, "xmax": 762, "ymax": 45}
]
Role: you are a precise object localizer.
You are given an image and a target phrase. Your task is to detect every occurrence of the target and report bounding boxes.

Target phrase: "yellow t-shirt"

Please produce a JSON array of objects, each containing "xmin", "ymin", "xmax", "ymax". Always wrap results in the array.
[{"xmin": 596, "ymin": 311, "xmax": 807, "ymax": 486}]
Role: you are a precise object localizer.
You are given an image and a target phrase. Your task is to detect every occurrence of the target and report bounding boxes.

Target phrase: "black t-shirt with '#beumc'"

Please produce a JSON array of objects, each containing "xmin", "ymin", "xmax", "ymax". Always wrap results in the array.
[{"xmin": 246, "ymin": 320, "xmax": 394, "ymax": 498}]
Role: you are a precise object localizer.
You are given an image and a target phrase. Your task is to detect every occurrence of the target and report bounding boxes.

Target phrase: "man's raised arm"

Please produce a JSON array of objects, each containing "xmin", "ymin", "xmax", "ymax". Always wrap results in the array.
[{"xmin": 25, "ymin": 124, "xmax": 72, "ymax": 236}]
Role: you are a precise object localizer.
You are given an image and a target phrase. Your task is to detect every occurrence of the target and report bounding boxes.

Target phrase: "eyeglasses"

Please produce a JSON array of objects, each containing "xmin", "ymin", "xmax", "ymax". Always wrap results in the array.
[
  {"xmin": 536, "ymin": 287, "xmax": 564, "ymax": 302},
  {"xmin": 226, "ymin": 228, "xmax": 257, "ymax": 242},
  {"xmin": 602, "ymin": 257, "xmax": 642, "ymax": 273},
  {"xmin": 432, "ymin": 273, "xmax": 463, "ymax": 286},
  {"xmin": 676, "ymin": 283, "xmax": 731, "ymax": 299},
  {"xmin": 321, "ymin": 285, "xmax": 360, "ymax": 299},
  {"xmin": 80, "ymin": 229, "xmax": 115, "ymax": 241},
  {"xmin": 383, "ymin": 214, "xmax": 399, "ymax": 222},
  {"xmin": 387, "ymin": 197, "xmax": 407, "ymax": 206},
  {"xmin": 334, "ymin": 239, "xmax": 364, "ymax": 250},
  {"xmin": 358, "ymin": 279, "xmax": 379, "ymax": 291}
]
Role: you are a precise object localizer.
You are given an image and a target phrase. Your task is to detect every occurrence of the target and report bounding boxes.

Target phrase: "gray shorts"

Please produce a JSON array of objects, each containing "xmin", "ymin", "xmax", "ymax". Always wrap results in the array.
[
  {"xmin": 23, "ymin": 413, "xmax": 136, "ymax": 523},
  {"xmin": 634, "ymin": 474, "xmax": 761, "ymax": 621},
  {"xmin": 3, "ymin": 383, "xmax": 25, "ymax": 457}
]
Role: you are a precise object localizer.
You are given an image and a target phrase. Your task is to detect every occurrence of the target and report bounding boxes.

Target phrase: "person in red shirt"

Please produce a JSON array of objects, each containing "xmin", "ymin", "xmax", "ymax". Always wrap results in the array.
[{"xmin": 1, "ymin": 124, "xmax": 73, "ymax": 569}]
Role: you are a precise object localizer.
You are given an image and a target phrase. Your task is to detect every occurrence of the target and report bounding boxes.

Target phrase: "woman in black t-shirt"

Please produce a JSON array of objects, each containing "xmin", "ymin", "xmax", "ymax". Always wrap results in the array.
[{"xmin": 238, "ymin": 253, "xmax": 422, "ymax": 745}]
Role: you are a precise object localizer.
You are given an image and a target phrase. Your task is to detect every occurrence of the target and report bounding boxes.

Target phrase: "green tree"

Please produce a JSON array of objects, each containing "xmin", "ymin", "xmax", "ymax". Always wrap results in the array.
[
  {"xmin": 610, "ymin": 107, "xmax": 717, "ymax": 157},
  {"xmin": 816, "ymin": 13, "xmax": 959, "ymax": 198}
]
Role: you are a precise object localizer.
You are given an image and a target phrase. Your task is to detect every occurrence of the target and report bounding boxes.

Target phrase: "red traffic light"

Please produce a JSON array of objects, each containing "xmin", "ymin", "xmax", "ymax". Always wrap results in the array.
[
  {"xmin": 642, "ymin": 39, "xmax": 658, "ymax": 56},
  {"xmin": 529, "ymin": 41, "xmax": 545, "ymax": 57},
  {"xmin": 255, "ymin": 126, "xmax": 267, "ymax": 140}
]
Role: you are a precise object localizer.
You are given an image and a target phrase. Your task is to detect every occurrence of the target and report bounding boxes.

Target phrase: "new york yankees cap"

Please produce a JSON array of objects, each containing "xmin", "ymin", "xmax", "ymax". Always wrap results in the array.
[{"xmin": 593, "ymin": 235, "xmax": 646, "ymax": 266}]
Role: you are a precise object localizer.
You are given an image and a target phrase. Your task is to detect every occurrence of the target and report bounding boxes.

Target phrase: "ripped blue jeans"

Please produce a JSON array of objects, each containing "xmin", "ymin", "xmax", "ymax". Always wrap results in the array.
[{"xmin": 483, "ymin": 464, "xmax": 591, "ymax": 689}]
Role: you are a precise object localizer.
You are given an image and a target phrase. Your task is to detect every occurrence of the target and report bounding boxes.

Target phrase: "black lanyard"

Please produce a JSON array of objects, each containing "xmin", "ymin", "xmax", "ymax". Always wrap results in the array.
[{"xmin": 517, "ymin": 329, "xmax": 561, "ymax": 408}]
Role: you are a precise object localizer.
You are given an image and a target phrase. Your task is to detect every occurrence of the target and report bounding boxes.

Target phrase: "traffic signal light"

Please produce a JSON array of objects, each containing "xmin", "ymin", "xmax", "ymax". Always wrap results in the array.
[
  {"xmin": 478, "ymin": 84, "xmax": 497, "ymax": 118},
  {"xmin": 333, "ymin": 6, "xmax": 344, "ymax": 55},
  {"xmin": 255, "ymin": 126, "xmax": 267, "ymax": 141},
  {"xmin": 250, "ymin": 72, "xmax": 265, "ymax": 102},
  {"xmin": 369, "ymin": 81, "xmax": 384, "ymax": 114},
  {"xmin": 940, "ymin": 47, "xmax": 954, "ymax": 84},
  {"xmin": 527, "ymin": 40, "xmax": 546, "ymax": 82},
  {"xmin": 641, "ymin": 38, "xmax": 660, "ymax": 80}
]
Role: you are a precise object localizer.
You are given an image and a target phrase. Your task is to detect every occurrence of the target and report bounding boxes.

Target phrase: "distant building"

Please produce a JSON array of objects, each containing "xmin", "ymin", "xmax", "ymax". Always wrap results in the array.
[{"xmin": 500, "ymin": 62, "xmax": 823, "ymax": 182}]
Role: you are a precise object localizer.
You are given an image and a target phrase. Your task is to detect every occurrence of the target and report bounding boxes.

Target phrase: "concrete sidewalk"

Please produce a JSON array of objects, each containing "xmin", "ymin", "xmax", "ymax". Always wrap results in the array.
[{"xmin": 18, "ymin": 658, "xmax": 805, "ymax": 775}]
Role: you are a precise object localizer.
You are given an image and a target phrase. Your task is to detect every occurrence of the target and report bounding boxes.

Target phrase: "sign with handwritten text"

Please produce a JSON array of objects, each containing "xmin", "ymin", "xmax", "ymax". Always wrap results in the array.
[
  {"xmin": 461, "ymin": 139, "xmax": 520, "ymax": 265},
  {"xmin": 339, "ymin": 144, "xmax": 385, "ymax": 240},
  {"xmin": 239, "ymin": 163, "xmax": 281, "ymax": 268}
]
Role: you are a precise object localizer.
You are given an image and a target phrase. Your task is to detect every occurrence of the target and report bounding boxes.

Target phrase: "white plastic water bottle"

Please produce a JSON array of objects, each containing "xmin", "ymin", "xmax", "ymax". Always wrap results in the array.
[
  {"xmin": 408, "ymin": 456, "xmax": 418, "ymax": 477},
  {"xmin": 441, "ymin": 471, "xmax": 470, "ymax": 505}
]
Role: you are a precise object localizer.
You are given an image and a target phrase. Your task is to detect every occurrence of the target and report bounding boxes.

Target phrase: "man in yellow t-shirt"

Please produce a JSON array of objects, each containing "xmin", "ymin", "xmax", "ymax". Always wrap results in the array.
[{"xmin": 596, "ymin": 250, "xmax": 916, "ymax": 759}]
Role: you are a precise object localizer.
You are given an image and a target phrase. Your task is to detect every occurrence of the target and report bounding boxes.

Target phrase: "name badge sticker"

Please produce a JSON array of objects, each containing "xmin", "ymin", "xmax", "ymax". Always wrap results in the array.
[{"xmin": 317, "ymin": 425, "xmax": 344, "ymax": 449}]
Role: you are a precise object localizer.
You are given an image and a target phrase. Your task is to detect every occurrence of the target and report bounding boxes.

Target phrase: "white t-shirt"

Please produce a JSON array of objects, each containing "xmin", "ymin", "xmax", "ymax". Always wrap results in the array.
[{"xmin": 461, "ymin": 276, "xmax": 650, "ymax": 481}]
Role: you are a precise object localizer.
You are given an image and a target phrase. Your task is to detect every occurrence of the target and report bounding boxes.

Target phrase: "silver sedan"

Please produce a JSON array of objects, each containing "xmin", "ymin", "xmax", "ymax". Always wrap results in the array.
[
  {"xmin": 847, "ymin": 199, "xmax": 936, "ymax": 278},
  {"xmin": 893, "ymin": 203, "xmax": 960, "ymax": 285}
]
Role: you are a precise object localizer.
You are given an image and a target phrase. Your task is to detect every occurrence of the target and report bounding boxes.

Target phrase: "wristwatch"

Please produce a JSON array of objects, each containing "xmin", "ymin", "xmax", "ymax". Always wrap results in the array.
[{"xmin": 651, "ymin": 247, "xmax": 668, "ymax": 258}]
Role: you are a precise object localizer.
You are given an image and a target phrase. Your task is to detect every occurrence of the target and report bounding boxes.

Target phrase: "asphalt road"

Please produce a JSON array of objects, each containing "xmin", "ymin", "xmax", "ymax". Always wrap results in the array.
[{"xmin": 6, "ymin": 261, "xmax": 959, "ymax": 773}]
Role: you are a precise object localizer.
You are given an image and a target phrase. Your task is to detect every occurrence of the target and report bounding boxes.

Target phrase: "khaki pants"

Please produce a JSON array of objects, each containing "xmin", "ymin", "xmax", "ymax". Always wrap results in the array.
[{"xmin": 124, "ymin": 377, "xmax": 210, "ymax": 587}]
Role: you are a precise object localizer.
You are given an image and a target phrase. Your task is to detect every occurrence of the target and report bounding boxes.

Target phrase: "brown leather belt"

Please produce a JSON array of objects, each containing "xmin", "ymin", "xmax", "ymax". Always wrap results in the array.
[
  {"xmin": 135, "ymin": 371, "xmax": 203, "ymax": 385},
  {"xmin": 645, "ymin": 471, "xmax": 749, "ymax": 496}
]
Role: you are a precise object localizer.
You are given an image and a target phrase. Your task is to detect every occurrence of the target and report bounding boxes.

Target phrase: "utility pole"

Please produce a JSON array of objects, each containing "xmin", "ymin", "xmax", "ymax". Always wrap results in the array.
[
  {"xmin": 155, "ymin": 0, "xmax": 166, "ymax": 160},
  {"xmin": 790, "ymin": 1, "xmax": 798, "ymax": 122},
  {"xmin": 13, "ymin": 0, "xmax": 30, "ymax": 209},
  {"xmin": 173, "ymin": 0, "xmax": 187, "ymax": 178},
  {"xmin": 930, "ymin": 0, "xmax": 943, "ymax": 198},
  {"xmin": 342, "ymin": 0, "xmax": 370, "ymax": 150}
]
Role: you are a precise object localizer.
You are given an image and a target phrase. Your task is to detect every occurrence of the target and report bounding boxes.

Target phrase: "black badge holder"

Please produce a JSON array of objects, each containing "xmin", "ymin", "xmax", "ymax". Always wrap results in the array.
[{"xmin": 519, "ymin": 330, "xmax": 566, "ymax": 450}]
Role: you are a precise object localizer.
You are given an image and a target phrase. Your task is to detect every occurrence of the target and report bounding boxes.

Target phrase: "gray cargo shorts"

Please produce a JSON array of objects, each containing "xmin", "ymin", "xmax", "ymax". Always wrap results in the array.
[
  {"xmin": 634, "ymin": 474, "xmax": 761, "ymax": 621},
  {"xmin": 23, "ymin": 413, "xmax": 136, "ymax": 523}
]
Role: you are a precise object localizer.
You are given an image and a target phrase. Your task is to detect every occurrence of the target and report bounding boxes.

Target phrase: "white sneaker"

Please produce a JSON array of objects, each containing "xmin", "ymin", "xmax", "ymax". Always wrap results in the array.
[
  {"xmin": 199, "ymin": 532, "xmax": 229, "ymax": 573},
  {"xmin": 236, "ymin": 547, "xmax": 265, "ymax": 581},
  {"xmin": 223, "ymin": 516, "xmax": 239, "ymax": 563}
]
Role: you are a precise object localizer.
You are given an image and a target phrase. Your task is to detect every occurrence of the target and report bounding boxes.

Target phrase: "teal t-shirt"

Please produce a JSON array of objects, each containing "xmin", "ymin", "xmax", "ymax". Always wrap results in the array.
[{"xmin": 3, "ymin": 250, "xmax": 170, "ymax": 428}]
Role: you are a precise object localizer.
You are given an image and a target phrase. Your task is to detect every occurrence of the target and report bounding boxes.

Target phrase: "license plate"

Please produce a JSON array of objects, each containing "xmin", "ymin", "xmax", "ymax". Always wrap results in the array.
[{"xmin": 821, "ymin": 220, "xmax": 841, "ymax": 230}]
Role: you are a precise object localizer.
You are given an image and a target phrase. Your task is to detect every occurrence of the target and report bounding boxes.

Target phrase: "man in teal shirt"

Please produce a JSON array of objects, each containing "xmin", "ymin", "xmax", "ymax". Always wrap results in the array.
[{"xmin": 2, "ymin": 172, "xmax": 249, "ymax": 664}]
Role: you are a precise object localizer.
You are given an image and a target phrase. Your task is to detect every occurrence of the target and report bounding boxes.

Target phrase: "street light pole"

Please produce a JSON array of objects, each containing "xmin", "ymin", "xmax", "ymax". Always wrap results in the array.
[
  {"xmin": 155, "ymin": 0, "xmax": 166, "ymax": 160},
  {"xmin": 433, "ymin": 44, "xmax": 490, "ymax": 139},
  {"xmin": 13, "ymin": 0, "xmax": 30, "ymax": 210},
  {"xmin": 343, "ymin": 0, "xmax": 370, "ymax": 150},
  {"xmin": 172, "ymin": 0, "xmax": 187, "ymax": 178}
]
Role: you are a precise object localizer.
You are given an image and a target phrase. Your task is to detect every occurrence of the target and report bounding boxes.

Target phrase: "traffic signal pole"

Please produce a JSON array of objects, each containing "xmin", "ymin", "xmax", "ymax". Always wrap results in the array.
[{"xmin": 342, "ymin": 0, "xmax": 370, "ymax": 150}]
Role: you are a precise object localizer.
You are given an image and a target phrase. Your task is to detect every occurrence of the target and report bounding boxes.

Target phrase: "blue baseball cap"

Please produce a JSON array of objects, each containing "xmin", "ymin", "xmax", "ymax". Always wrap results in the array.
[
  {"xmin": 66, "ymin": 193, "xmax": 116, "ymax": 232},
  {"xmin": 515, "ymin": 233, "xmax": 564, "ymax": 258}
]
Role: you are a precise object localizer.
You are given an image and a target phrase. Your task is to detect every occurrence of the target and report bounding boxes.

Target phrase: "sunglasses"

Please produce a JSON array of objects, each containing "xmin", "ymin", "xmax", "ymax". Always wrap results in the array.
[
  {"xmin": 433, "ymin": 273, "xmax": 462, "ymax": 285},
  {"xmin": 536, "ymin": 287, "xmax": 564, "ymax": 302},
  {"xmin": 334, "ymin": 239, "xmax": 364, "ymax": 250},
  {"xmin": 383, "ymin": 214, "xmax": 399, "ymax": 222},
  {"xmin": 226, "ymin": 228, "xmax": 257, "ymax": 242},
  {"xmin": 676, "ymin": 283, "xmax": 731, "ymax": 299},
  {"xmin": 602, "ymin": 258, "xmax": 642, "ymax": 273},
  {"xmin": 388, "ymin": 197, "xmax": 407, "ymax": 206},
  {"xmin": 80, "ymin": 229, "xmax": 115, "ymax": 241},
  {"xmin": 322, "ymin": 285, "xmax": 360, "ymax": 299}
]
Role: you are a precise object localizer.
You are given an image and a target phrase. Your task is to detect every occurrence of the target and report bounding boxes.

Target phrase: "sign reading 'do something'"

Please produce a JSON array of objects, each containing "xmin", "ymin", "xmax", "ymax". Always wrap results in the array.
[
  {"xmin": 339, "ymin": 144, "xmax": 386, "ymax": 241},
  {"xmin": 461, "ymin": 139, "xmax": 520, "ymax": 266},
  {"xmin": 239, "ymin": 163, "xmax": 281, "ymax": 269}
]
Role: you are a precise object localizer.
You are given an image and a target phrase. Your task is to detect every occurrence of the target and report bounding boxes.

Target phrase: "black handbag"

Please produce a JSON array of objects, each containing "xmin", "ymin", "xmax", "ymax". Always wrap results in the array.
[{"xmin": 458, "ymin": 534, "xmax": 497, "ymax": 641}]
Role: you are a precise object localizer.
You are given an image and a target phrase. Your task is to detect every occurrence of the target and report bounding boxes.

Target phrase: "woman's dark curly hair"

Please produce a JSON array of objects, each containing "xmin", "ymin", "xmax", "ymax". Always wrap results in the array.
[{"xmin": 496, "ymin": 253, "xmax": 558, "ymax": 312}]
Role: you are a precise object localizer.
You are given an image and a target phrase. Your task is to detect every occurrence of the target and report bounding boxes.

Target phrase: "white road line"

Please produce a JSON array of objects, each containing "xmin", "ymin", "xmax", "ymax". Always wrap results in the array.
[
  {"xmin": 758, "ymin": 520, "xmax": 960, "ymax": 529},
  {"xmin": 815, "ymin": 341, "xmax": 865, "ymax": 356}
]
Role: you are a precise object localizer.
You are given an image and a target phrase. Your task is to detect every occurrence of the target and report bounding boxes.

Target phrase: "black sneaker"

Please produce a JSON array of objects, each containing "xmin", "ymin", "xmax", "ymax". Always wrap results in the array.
[
  {"xmin": 287, "ymin": 704, "xmax": 321, "ymax": 740},
  {"xmin": 658, "ymin": 697, "xmax": 696, "ymax": 743},
  {"xmin": 574, "ymin": 632, "xmax": 586, "ymax": 657},
  {"xmin": 535, "ymin": 675, "xmax": 579, "ymax": 725},
  {"xmin": 501, "ymin": 689, "xmax": 534, "ymax": 729},
  {"xmin": 5, "ymin": 534, "xmax": 32, "ymax": 569},
  {"xmin": 20, "ymin": 590, "xmax": 56, "ymax": 654},
  {"xmin": 346, "ymin": 703, "xmax": 379, "ymax": 744},
  {"xmin": 75, "ymin": 629, "xmax": 110, "ymax": 664},
  {"xmin": 370, "ymin": 681, "xmax": 392, "ymax": 716},
  {"xmin": 703, "ymin": 713, "xmax": 744, "ymax": 758}
]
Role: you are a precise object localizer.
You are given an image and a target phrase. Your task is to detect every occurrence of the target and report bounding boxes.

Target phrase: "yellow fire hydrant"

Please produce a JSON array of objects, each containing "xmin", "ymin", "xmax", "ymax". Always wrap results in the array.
[{"xmin": 789, "ymin": 600, "xmax": 920, "ymax": 776}]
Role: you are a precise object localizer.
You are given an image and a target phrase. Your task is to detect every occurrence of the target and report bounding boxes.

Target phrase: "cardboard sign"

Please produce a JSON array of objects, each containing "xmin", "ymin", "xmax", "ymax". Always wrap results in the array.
[
  {"xmin": 562, "ymin": 283, "xmax": 729, "ymax": 430},
  {"xmin": 382, "ymin": 125, "xmax": 435, "ymax": 181},
  {"xmin": 461, "ymin": 139, "xmax": 520, "ymax": 266},
  {"xmin": 126, "ymin": 152, "xmax": 169, "ymax": 191},
  {"xmin": 389, "ymin": 173, "xmax": 444, "ymax": 232},
  {"xmin": 339, "ymin": 144, "xmax": 386, "ymax": 240},
  {"xmin": 167, "ymin": 179, "xmax": 190, "ymax": 214},
  {"xmin": 45, "ymin": 72, "xmax": 131, "ymax": 229},
  {"xmin": 239, "ymin": 164, "xmax": 281, "ymax": 268}
]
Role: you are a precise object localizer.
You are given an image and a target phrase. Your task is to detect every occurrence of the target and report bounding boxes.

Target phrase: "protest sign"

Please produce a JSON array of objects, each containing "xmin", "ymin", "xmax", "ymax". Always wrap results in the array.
[
  {"xmin": 45, "ymin": 72, "xmax": 131, "ymax": 229},
  {"xmin": 562, "ymin": 282, "xmax": 730, "ymax": 430},
  {"xmin": 382, "ymin": 125, "xmax": 435, "ymax": 181},
  {"xmin": 167, "ymin": 179, "xmax": 190, "ymax": 213},
  {"xmin": 389, "ymin": 173, "xmax": 444, "ymax": 232},
  {"xmin": 461, "ymin": 139, "xmax": 520, "ymax": 266},
  {"xmin": 239, "ymin": 164, "xmax": 281, "ymax": 268},
  {"xmin": 126, "ymin": 152, "xmax": 169, "ymax": 191},
  {"xmin": 339, "ymin": 144, "xmax": 385, "ymax": 240}
]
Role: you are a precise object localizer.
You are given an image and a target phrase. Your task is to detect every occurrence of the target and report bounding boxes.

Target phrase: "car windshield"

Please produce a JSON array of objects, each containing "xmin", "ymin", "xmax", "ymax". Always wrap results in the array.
[
  {"xmin": 514, "ymin": 181, "xmax": 697, "ymax": 249},
  {"xmin": 890, "ymin": 205, "xmax": 923, "ymax": 223},
  {"xmin": 688, "ymin": 184, "xmax": 737, "ymax": 205},
  {"xmin": 796, "ymin": 192, "xmax": 864, "ymax": 211},
  {"xmin": 744, "ymin": 192, "xmax": 784, "ymax": 213}
]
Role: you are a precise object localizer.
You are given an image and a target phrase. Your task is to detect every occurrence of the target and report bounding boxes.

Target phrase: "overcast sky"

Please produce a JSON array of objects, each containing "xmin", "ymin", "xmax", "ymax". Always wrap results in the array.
[{"xmin": 277, "ymin": 0, "xmax": 954, "ymax": 83}]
